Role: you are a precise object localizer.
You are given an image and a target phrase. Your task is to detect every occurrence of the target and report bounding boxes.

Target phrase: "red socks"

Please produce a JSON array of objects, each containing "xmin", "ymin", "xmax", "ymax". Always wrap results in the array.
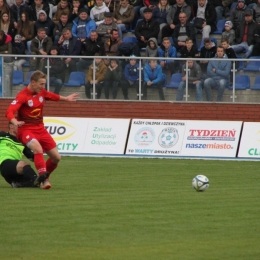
[
  {"xmin": 46, "ymin": 158, "xmax": 58, "ymax": 174},
  {"xmin": 34, "ymin": 153, "xmax": 46, "ymax": 175}
]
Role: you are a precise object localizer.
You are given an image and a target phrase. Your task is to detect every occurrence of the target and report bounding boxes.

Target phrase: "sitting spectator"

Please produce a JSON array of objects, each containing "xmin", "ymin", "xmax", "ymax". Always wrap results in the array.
[
  {"xmin": 221, "ymin": 38, "xmax": 236, "ymax": 58},
  {"xmin": 121, "ymin": 55, "xmax": 140, "ymax": 100},
  {"xmin": 0, "ymin": 30, "xmax": 12, "ymax": 61},
  {"xmin": 34, "ymin": 10, "xmax": 55, "ymax": 38},
  {"xmin": 97, "ymin": 12, "xmax": 119, "ymax": 42},
  {"xmin": 90, "ymin": 0, "xmax": 109, "ymax": 26},
  {"xmin": 104, "ymin": 29, "xmax": 122, "ymax": 58},
  {"xmin": 104, "ymin": 59, "xmax": 123, "ymax": 99},
  {"xmin": 0, "ymin": 0, "xmax": 11, "ymax": 19},
  {"xmin": 10, "ymin": 0, "xmax": 30, "ymax": 27},
  {"xmin": 230, "ymin": 0, "xmax": 248, "ymax": 30},
  {"xmin": 52, "ymin": 0, "xmax": 71, "ymax": 22},
  {"xmin": 85, "ymin": 55, "xmax": 107, "ymax": 99},
  {"xmin": 145, "ymin": 37, "xmax": 159, "ymax": 57},
  {"xmin": 204, "ymin": 46, "xmax": 231, "ymax": 101},
  {"xmin": 193, "ymin": 0, "xmax": 217, "ymax": 39},
  {"xmin": 16, "ymin": 12, "xmax": 35, "ymax": 44},
  {"xmin": 172, "ymin": 12, "xmax": 196, "ymax": 51},
  {"xmin": 199, "ymin": 37, "xmax": 216, "ymax": 73},
  {"xmin": 180, "ymin": 37, "xmax": 199, "ymax": 57},
  {"xmin": 0, "ymin": 12, "xmax": 16, "ymax": 40},
  {"xmin": 176, "ymin": 60, "xmax": 202, "ymax": 101},
  {"xmin": 152, "ymin": 0, "xmax": 170, "ymax": 44},
  {"xmin": 162, "ymin": 0, "xmax": 191, "ymax": 39},
  {"xmin": 253, "ymin": 0, "xmax": 260, "ymax": 24},
  {"xmin": 142, "ymin": 59, "xmax": 165, "ymax": 100},
  {"xmin": 53, "ymin": 13, "xmax": 72, "ymax": 45},
  {"xmin": 69, "ymin": 0, "xmax": 84, "ymax": 22},
  {"xmin": 57, "ymin": 27, "xmax": 82, "ymax": 72},
  {"xmin": 72, "ymin": 7, "xmax": 96, "ymax": 41},
  {"xmin": 43, "ymin": 45, "xmax": 65, "ymax": 94},
  {"xmin": 221, "ymin": 20, "xmax": 235, "ymax": 45},
  {"xmin": 76, "ymin": 30, "xmax": 103, "ymax": 71},
  {"xmin": 134, "ymin": 7, "xmax": 160, "ymax": 49},
  {"xmin": 30, "ymin": 27, "xmax": 52, "ymax": 71},
  {"xmin": 231, "ymin": 9, "xmax": 258, "ymax": 58},
  {"xmin": 113, "ymin": 0, "xmax": 135, "ymax": 34},
  {"xmin": 29, "ymin": 0, "xmax": 50, "ymax": 22},
  {"xmin": 158, "ymin": 36, "xmax": 177, "ymax": 75},
  {"xmin": 12, "ymin": 34, "xmax": 27, "ymax": 70},
  {"xmin": 210, "ymin": 0, "xmax": 233, "ymax": 22}
]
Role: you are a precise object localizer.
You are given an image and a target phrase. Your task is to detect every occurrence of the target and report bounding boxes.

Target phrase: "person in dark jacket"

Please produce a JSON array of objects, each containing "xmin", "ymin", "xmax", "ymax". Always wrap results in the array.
[
  {"xmin": 230, "ymin": 0, "xmax": 249, "ymax": 30},
  {"xmin": 134, "ymin": 7, "xmax": 160, "ymax": 48},
  {"xmin": 34, "ymin": 10, "xmax": 55, "ymax": 38},
  {"xmin": 12, "ymin": 34, "xmax": 27, "ymax": 70},
  {"xmin": 231, "ymin": 9, "xmax": 258, "ymax": 58},
  {"xmin": 193, "ymin": 0, "xmax": 217, "ymax": 39},
  {"xmin": 180, "ymin": 37, "xmax": 199, "ymax": 57},
  {"xmin": 10, "ymin": 0, "xmax": 30, "ymax": 24},
  {"xmin": 29, "ymin": 0, "xmax": 50, "ymax": 22},
  {"xmin": 199, "ymin": 37, "xmax": 216, "ymax": 73}
]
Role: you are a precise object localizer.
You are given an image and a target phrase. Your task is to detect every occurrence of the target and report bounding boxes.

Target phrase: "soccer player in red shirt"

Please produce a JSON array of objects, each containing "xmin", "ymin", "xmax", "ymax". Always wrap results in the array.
[{"xmin": 6, "ymin": 70, "xmax": 79, "ymax": 189}]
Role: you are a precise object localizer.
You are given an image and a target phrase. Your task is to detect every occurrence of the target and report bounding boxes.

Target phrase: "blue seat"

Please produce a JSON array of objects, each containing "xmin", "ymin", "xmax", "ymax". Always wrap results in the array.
[
  {"xmin": 212, "ymin": 19, "xmax": 226, "ymax": 34},
  {"xmin": 23, "ymin": 71, "xmax": 35, "ymax": 85},
  {"xmin": 198, "ymin": 37, "xmax": 217, "ymax": 52},
  {"xmin": 243, "ymin": 56, "xmax": 260, "ymax": 72},
  {"xmin": 251, "ymin": 76, "xmax": 260, "ymax": 90},
  {"xmin": 64, "ymin": 72, "xmax": 85, "ymax": 87},
  {"xmin": 165, "ymin": 73, "xmax": 182, "ymax": 88},
  {"xmin": 229, "ymin": 75, "xmax": 250, "ymax": 90},
  {"xmin": 122, "ymin": 36, "xmax": 137, "ymax": 43},
  {"xmin": 12, "ymin": 70, "xmax": 24, "ymax": 85}
]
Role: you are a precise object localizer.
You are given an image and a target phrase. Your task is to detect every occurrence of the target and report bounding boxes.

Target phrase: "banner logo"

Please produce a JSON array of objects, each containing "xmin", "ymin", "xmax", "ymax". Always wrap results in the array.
[
  {"xmin": 134, "ymin": 127, "xmax": 155, "ymax": 146},
  {"xmin": 158, "ymin": 128, "xmax": 179, "ymax": 148}
]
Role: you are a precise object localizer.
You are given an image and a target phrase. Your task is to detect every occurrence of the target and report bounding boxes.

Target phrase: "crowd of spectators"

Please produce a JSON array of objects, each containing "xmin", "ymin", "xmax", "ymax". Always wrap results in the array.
[{"xmin": 1, "ymin": 0, "xmax": 260, "ymax": 100}]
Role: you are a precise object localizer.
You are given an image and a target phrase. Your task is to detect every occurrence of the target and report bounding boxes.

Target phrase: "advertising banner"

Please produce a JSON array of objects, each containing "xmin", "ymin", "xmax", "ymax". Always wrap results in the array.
[
  {"xmin": 44, "ymin": 117, "xmax": 130, "ymax": 155},
  {"xmin": 238, "ymin": 122, "xmax": 260, "ymax": 158},
  {"xmin": 181, "ymin": 121, "xmax": 243, "ymax": 157},
  {"xmin": 126, "ymin": 119, "xmax": 186, "ymax": 156}
]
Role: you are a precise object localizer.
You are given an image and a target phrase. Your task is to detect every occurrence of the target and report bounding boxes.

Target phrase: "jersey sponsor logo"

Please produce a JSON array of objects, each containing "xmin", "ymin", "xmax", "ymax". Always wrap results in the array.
[
  {"xmin": 39, "ymin": 96, "xmax": 43, "ymax": 103},
  {"xmin": 28, "ymin": 99, "xmax": 33, "ymax": 107},
  {"xmin": 30, "ymin": 108, "xmax": 41, "ymax": 118},
  {"xmin": 11, "ymin": 100, "xmax": 17, "ymax": 105}
]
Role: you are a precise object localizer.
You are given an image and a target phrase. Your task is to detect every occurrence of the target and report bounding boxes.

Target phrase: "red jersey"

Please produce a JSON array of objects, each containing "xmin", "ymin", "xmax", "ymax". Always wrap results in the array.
[{"xmin": 6, "ymin": 87, "xmax": 60, "ymax": 129}]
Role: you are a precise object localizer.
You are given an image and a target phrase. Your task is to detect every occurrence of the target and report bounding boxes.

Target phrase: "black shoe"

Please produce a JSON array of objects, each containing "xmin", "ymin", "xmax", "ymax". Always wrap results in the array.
[
  {"xmin": 11, "ymin": 182, "xmax": 22, "ymax": 188},
  {"xmin": 33, "ymin": 172, "xmax": 49, "ymax": 187}
]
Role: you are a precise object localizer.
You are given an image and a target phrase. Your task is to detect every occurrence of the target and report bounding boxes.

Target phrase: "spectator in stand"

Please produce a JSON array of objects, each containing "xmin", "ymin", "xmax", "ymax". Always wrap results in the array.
[
  {"xmin": 30, "ymin": 27, "xmax": 52, "ymax": 71},
  {"xmin": 76, "ymin": 30, "xmax": 103, "ymax": 71},
  {"xmin": 253, "ymin": 0, "xmax": 260, "ymax": 24},
  {"xmin": 230, "ymin": 0, "xmax": 248, "ymax": 31},
  {"xmin": 29, "ymin": 0, "xmax": 50, "ymax": 22},
  {"xmin": 85, "ymin": 55, "xmax": 107, "ymax": 99},
  {"xmin": 53, "ymin": 12, "xmax": 72, "ymax": 44},
  {"xmin": 34, "ymin": 10, "xmax": 55, "ymax": 38},
  {"xmin": 199, "ymin": 37, "xmax": 216, "ymax": 73},
  {"xmin": 145, "ymin": 37, "xmax": 159, "ymax": 57},
  {"xmin": 69, "ymin": 0, "xmax": 84, "ymax": 22},
  {"xmin": 221, "ymin": 38, "xmax": 236, "ymax": 58},
  {"xmin": 0, "ymin": 29, "xmax": 11, "ymax": 53},
  {"xmin": 193, "ymin": 0, "xmax": 217, "ymax": 39},
  {"xmin": 210, "ymin": 0, "xmax": 233, "ymax": 22},
  {"xmin": 158, "ymin": 36, "xmax": 177, "ymax": 75},
  {"xmin": 176, "ymin": 59, "xmax": 203, "ymax": 101},
  {"xmin": 97, "ymin": 11, "xmax": 119, "ymax": 42},
  {"xmin": 140, "ymin": 0, "xmax": 159, "ymax": 17},
  {"xmin": 52, "ymin": 0, "xmax": 71, "ymax": 22},
  {"xmin": 142, "ymin": 59, "xmax": 165, "ymax": 100},
  {"xmin": 12, "ymin": 34, "xmax": 27, "ymax": 70},
  {"xmin": 204, "ymin": 46, "xmax": 231, "ymax": 101},
  {"xmin": 104, "ymin": 28, "xmax": 122, "ymax": 58},
  {"xmin": 180, "ymin": 37, "xmax": 199, "ymax": 57},
  {"xmin": 134, "ymin": 7, "xmax": 160, "ymax": 49},
  {"xmin": 172, "ymin": 12, "xmax": 196, "ymax": 51},
  {"xmin": 57, "ymin": 27, "xmax": 82, "ymax": 72},
  {"xmin": 221, "ymin": 20, "xmax": 235, "ymax": 45},
  {"xmin": 113, "ymin": 0, "xmax": 135, "ymax": 34},
  {"xmin": 10, "ymin": 0, "xmax": 30, "ymax": 26},
  {"xmin": 90, "ymin": 0, "xmax": 109, "ymax": 26},
  {"xmin": 72, "ymin": 7, "xmax": 96, "ymax": 41},
  {"xmin": 0, "ymin": 12, "xmax": 16, "ymax": 40},
  {"xmin": 161, "ymin": 0, "xmax": 191, "ymax": 39},
  {"xmin": 231, "ymin": 9, "xmax": 258, "ymax": 58},
  {"xmin": 0, "ymin": 0, "xmax": 11, "ymax": 18},
  {"xmin": 152, "ymin": 0, "xmax": 170, "ymax": 44},
  {"xmin": 16, "ymin": 12, "xmax": 35, "ymax": 45},
  {"xmin": 121, "ymin": 55, "xmax": 140, "ymax": 100},
  {"xmin": 104, "ymin": 58, "xmax": 123, "ymax": 99}
]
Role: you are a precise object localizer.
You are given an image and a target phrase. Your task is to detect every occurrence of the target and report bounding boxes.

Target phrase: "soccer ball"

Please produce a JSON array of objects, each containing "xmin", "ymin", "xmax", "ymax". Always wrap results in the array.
[{"xmin": 192, "ymin": 175, "xmax": 209, "ymax": 192}]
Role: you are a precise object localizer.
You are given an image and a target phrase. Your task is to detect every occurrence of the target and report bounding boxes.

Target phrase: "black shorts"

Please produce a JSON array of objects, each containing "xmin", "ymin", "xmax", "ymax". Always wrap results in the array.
[{"xmin": 0, "ymin": 159, "xmax": 20, "ymax": 184}]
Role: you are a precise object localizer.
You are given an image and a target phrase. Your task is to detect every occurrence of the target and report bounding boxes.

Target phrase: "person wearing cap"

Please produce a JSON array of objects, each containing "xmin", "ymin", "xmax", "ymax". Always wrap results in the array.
[
  {"xmin": 90, "ymin": 0, "xmax": 110, "ymax": 26},
  {"xmin": 97, "ymin": 12, "xmax": 121, "ymax": 42},
  {"xmin": 29, "ymin": 0, "xmax": 50, "ymax": 22},
  {"xmin": 34, "ymin": 10, "xmax": 55, "ymax": 38},
  {"xmin": 72, "ymin": 7, "xmax": 96, "ymax": 41},
  {"xmin": 221, "ymin": 20, "xmax": 235, "ymax": 45},
  {"xmin": 134, "ymin": 7, "xmax": 160, "ymax": 49},
  {"xmin": 231, "ymin": 9, "xmax": 258, "ymax": 58},
  {"xmin": 230, "ymin": 0, "xmax": 249, "ymax": 30}
]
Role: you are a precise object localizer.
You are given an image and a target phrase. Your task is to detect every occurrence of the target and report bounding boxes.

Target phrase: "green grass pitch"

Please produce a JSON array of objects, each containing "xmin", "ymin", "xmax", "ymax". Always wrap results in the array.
[{"xmin": 0, "ymin": 157, "xmax": 260, "ymax": 260}]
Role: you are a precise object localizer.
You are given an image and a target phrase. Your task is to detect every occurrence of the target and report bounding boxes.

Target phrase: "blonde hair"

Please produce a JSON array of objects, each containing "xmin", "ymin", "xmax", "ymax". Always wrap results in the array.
[{"xmin": 30, "ymin": 70, "xmax": 47, "ymax": 82}]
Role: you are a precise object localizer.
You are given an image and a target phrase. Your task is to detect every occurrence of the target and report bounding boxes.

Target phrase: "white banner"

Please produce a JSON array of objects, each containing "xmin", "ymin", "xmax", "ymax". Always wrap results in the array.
[
  {"xmin": 44, "ymin": 117, "xmax": 130, "ymax": 155},
  {"xmin": 126, "ymin": 119, "xmax": 186, "ymax": 156},
  {"xmin": 238, "ymin": 122, "xmax": 260, "ymax": 158},
  {"xmin": 181, "ymin": 121, "xmax": 242, "ymax": 157}
]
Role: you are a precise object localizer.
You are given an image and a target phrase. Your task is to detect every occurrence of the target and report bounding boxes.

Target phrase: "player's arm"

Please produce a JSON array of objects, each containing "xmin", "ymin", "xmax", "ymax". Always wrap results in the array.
[
  {"xmin": 44, "ymin": 90, "xmax": 79, "ymax": 102},
  {"xmin": 59, "ymin": 93, "xmax": 79, "ymax": 102}
]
